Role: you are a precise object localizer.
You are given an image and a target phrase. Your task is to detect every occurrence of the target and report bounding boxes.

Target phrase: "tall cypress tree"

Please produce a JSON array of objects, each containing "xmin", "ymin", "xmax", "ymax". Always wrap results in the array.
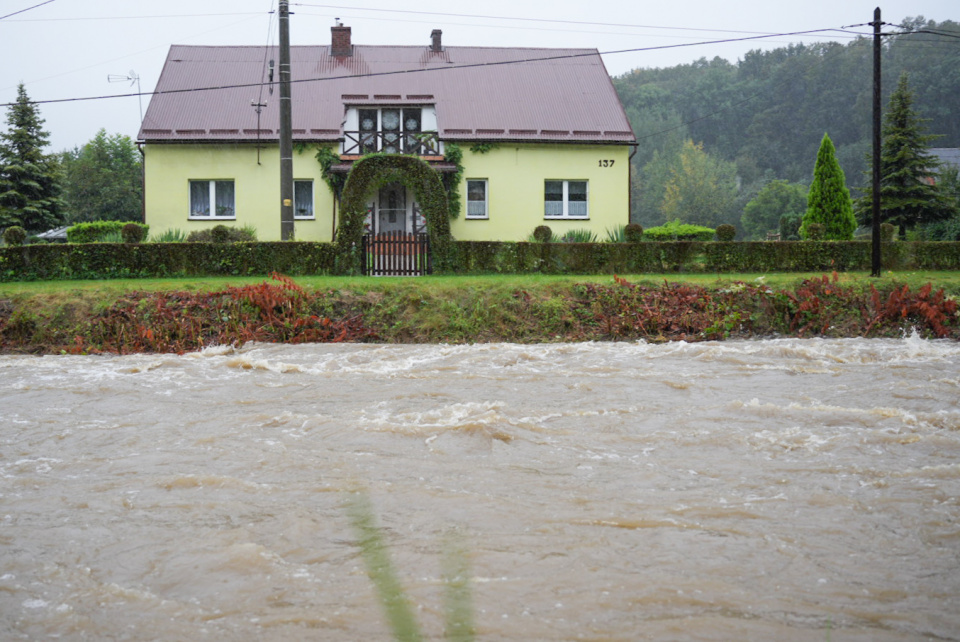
[
  {"xmin": 801, "ymin": 133, "xmax": 856, "ymax": 240},
  {"xmin": 0, "ymin": 84, "xmax": 63, "ymax": 232},
  {"xmin": 855, "ymin": 73, "xmax": 956, "ymax": 237}
]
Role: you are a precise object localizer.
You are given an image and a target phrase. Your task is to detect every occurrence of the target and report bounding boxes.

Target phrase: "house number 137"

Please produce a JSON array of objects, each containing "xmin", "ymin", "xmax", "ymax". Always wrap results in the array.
[{"xmin": 598, "ymin": 159, "xmax": 615, "ymax": 167}]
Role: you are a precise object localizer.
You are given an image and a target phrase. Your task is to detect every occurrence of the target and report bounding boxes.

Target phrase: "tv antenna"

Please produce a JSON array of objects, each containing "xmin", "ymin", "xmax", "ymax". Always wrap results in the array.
[{"xmin": 107, "ymin": 70, "xmax": 143, "ymax": 123}]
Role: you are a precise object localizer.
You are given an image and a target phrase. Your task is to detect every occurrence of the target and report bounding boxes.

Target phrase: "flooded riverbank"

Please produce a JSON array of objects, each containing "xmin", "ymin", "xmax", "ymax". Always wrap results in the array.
[{"xmin": 2, "ymin": 337, "xmax": 959, "ymax": 640}]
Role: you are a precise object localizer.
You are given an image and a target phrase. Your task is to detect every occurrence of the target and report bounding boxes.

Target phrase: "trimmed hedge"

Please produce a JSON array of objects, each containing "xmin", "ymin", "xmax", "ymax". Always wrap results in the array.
[
  {"xmin": 449, "ymin": 241, "xmax": 960, "ymax": 275},
  {"xmin": 0, "ymin": 242, "xmax": 338, "ymax": 281},
  {"xmin": 3, "ymin": 240, "xmax": 960, "ymax": 281},
  {"xmin": 67, "ymin": 221, "xmax": 149, "ymax": 243}
]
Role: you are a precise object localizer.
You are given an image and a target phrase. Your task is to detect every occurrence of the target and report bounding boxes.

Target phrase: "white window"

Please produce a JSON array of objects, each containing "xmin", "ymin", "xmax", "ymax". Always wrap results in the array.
[
  {"xmin": 466, "ymin": 179, "xmax": 488, "ymax": 218},
  {"xmin": 189, "ymin": 180, "xmax": 235, "ymax": 218},
  {"xmin": 294, "ymin": 180, "xmax": 314, "ymax": 219},
  {"xmin": 544, "ymin": 180, "xmax": 588, "ymax": 219}
]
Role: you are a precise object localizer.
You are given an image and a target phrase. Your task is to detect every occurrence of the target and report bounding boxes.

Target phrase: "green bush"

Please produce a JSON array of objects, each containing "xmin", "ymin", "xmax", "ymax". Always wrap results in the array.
[
  {"xmin": 150, "ymin": 229, "xmax": 186, "ymax": 243},
  {"xmin": 880, "ymin": 222, "xmax": 896, "ymax": 242},
  {"xmin": 624, "ymin": 223, "xmax": 644, "ymax": 243},
  {"xmin": 121, "ymin": 223, "xmax": 148, "ymax": 244},
  {"xmin": 66, "ymin": 221, "xmax": 128, "ymax": 243},
  {"xmin": 560, "ymin": 228, "xmax": 598, "ymax": 243},
  {"xmin": 532, "ymin": 225, "xmax": 553, "ymax": 243},
  {"xmin": 3, "ymin": 226, "xmax": 27, "ymax": 246},
  {"xmin": 186, "ymin": 225, "xmax": 256, "ymax": 243},
  {"xmin": 806, "ymin": 223, "xmax": 825, "ymax": 240},
  {"xmin": 644, "ymin": 220, "xmax": 715, "ymax": 242},
  {"xmin": 715, "ymin": 224, "xmax": 736, "ymax": 242}
]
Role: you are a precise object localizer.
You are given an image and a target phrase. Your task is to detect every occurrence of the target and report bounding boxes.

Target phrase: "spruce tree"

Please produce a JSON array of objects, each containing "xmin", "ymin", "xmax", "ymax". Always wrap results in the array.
[
  {"xmin": 801, "ymin": 133, "xmax": 856, "ymax": 240},
  {"xmin": 855, "ymin": 73, "xmax": 956, "ymax": 238},
  {"xmin": 0, "ymin": 84, "xmax": 63, "ymax": 232}
]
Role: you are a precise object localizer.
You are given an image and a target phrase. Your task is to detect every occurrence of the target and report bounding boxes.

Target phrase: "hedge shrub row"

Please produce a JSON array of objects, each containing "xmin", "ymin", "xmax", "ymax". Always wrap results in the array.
[
  {"xmin": 3, "ymin": 240, "xmax": 960, "ymax": 281},
  {"xmin": 450, "ymin": 241, "xmax": 960, "ymax": 274},
  {"xmin": 0, "ymin": 242, "xmax": 338, "ymax": 281},
  {"xmin": 66, "ymin": 221, "xmax": 149, "ymax": 243}
]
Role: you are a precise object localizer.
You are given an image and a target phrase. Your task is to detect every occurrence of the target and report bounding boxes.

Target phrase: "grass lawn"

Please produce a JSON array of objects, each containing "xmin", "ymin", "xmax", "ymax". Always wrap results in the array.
[{"xmin": 3, "ymin": 270, "xmax": 960, "ymax": 300}]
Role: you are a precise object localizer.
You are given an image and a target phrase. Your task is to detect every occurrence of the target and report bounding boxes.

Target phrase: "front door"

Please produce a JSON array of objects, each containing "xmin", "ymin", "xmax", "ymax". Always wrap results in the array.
[{"xmin": 377, "ymin": 183, "xmax": 407, "ymax": 233}]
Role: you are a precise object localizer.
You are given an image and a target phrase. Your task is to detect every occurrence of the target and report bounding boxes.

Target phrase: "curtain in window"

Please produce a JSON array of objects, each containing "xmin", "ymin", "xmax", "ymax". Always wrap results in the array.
[
  {"xmin": 467, "ymin": 180, "xmax": 487, "ymax": 216},
  {"xmin": 215, "ymin": 181, "xmax": 235, "ymax": 217},
  {"xmin": 568, "ymin": 181, "xmax": 587, "ymax": 217},
  {"xmin": 190, "ymin": 181, "xmax": 210, "ymax": 217},
  {"xmin": 294, "ymin": 181, "xmax": 313, "ymax": 217},
  {"xmin": 544, "ymin": 181, "xmax": 563, "ymax": 217}
]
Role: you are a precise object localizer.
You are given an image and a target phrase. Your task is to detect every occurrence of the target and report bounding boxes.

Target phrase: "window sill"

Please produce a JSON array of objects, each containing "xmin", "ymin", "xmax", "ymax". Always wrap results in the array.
[
  {"xmin": 544, "ymin": 216, "xmax": 589, "ymax": 220},
  {"xmin": 294, "ymin": 216, "xmax": 316, "ymax": 221},
  {"xmin": 465, "ymin": 215, "xmax": 489, "ymax": 220},
  {"xmin": 189, "ymin": 216, "xmax": 236, "ymax": 221}
]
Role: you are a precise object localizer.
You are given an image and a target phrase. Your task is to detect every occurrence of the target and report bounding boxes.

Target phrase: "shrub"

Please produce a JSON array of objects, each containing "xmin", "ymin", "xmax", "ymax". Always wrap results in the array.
[
  {"xmin": 780, "ymin": 214, "xmax": 801, "ymax": 241},
  {"xmin": 121, "ymin": 223, "xmax": 148, "ymax": 244},
  {"xmin": 560, "ymin": 228, "xmax": 598, "ymax": 243},
  {"xmin": 605, "ymin": 225, "xmax": 626, "ymax": 243},
  {"xmin": 880, "ymin": 222, "xmax": 896, "ymax": 242},
  {"xmin": 532, "ymin": 225, "xmax": 553, "ymax": 243},
  {"xmin": 644, "ymin": 220, "xmax": 715, "ymax": 242},
  {"xmin": 3, "ymin": 226, "xmax": 27, "ymax": 246},
  {"xmin": 186, "ymin": 225, "xmax": 256, "ymax": 243},
  {"xmin": 805, "ymin": 223, "xmax": 825, "ymax": 240},
  {"xmin": 715, "ymin": 224, "xmax": 736, "ymax": 242},
  {"xmin": 66, "ymin": 220, "xmax": 128, "ymax": 243},
  {"xmin": 150, "ymin": 228, "xmax": 187, "ymax": 243},
  {"xmin": 624, "ymin": 223, "xmax": 644, "ymax": 243}
]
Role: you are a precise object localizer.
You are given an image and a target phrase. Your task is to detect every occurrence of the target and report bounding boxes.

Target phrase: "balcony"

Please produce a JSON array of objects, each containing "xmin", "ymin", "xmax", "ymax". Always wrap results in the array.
[{"xmin": 342, "ymin": 130, "xmax": 441, "ymax": 157}]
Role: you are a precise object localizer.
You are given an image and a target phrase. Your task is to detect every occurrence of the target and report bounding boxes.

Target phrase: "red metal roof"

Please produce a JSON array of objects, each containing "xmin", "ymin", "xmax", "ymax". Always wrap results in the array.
[{"xmin": 139, "ymin": 43, "xmax": 635, "ymax": 145}]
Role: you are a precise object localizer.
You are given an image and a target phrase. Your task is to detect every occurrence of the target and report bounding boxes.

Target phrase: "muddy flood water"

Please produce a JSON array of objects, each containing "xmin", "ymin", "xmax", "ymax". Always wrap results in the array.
[{"xmin": 1, "ymin": 337, "xmax": 959, "ymax": 640}]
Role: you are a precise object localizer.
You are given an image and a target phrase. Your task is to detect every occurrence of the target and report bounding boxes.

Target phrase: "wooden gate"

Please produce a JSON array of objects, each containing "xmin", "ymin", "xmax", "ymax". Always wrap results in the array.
[{"xmin": 361, "ymin": 232, "xmax": 432, "ymax": 276}]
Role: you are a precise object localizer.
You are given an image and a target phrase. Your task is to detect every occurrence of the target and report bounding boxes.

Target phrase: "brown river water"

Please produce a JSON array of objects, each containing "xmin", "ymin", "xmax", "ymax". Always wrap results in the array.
[{"xmin": 1, "ymin": 337, "xmax": 959, "ymax": 641}]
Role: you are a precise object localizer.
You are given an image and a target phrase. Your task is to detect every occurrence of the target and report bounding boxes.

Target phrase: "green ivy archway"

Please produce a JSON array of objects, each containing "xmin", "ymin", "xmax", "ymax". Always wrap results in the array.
[{"xmin": 335, "ymin": 153, "xmax": 452, "ymax": 274}]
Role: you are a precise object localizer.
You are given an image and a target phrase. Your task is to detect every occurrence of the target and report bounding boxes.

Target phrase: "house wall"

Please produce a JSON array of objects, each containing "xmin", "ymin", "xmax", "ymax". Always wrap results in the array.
[
  {"xmin": 144, "ymin": 142, "xmax": 631, "ymax": 242},
  {"xmin": 143, "ymin": 143, "xmax": 336, "ymax": 242},
  {"xmin": 452, "ymin": 143, "xmax": 631, "ymax": 241}
]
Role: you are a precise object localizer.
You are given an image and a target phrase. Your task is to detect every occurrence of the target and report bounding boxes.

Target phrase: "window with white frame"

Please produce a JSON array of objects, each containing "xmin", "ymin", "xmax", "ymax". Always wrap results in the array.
[
  {"xmin": 466, "ymin": 179, "xmax": 488, "ymax": 218},
  {"xmin": 544, "ymin": 180, "xmax": 588, "ymax": 218},
  {"xmin": 189, "ymin": 180, "xmax": 235, "ymax": 218},
  {"xmin": 294, "ymin": 180, "xmax": 314, "ymax": 219}
]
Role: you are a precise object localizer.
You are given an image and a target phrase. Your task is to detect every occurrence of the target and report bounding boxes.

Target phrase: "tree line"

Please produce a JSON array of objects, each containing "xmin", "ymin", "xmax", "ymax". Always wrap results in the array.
[
  {"xmin": 0, "ymin": 84, "xmax": 142, "ymax": 235},
  {"xmin": 614, "ymin": 17, "xmax": 960, "ymax": 239}
]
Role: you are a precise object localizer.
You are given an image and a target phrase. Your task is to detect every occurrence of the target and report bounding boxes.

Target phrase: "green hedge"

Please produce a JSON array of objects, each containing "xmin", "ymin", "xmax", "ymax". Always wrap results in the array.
[
  {"xmin": 66, "ymin": 221, "xmax": 149, "ymax": 243},
  {"xmin": 3, "ymin": 240, "xmax": 960, "ymax": 281},
  {"xmin": 450, "ymin": 241, "xmax": 960, "ymax": 275},
  {"xmin": 0, "ymin": 242, "xmax": 338, "ymax": 281}
]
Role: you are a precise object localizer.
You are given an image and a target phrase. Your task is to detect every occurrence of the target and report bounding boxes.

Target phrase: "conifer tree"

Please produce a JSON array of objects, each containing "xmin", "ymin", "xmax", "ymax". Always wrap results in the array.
[
  {"xmin": 801, "ymin": 133, "xmax": 856, "ymax": 240},
  {"xmin": 855, "ymin": 73, "xmax": 956, "ymax": 237},
  {"xmin": 0, "ymin": 84, "xmax": 63, "ymax": 232}
]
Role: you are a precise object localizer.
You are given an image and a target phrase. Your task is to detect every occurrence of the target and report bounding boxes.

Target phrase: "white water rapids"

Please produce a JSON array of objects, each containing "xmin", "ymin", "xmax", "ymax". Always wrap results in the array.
[{"xmin": 1, "ymin": 336, "xmax": 959, "ymax": 640}]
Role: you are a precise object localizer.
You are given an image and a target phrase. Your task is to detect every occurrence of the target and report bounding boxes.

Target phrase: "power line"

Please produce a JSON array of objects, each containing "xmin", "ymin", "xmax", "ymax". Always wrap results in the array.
[
  {"xmin": 0, "ymin": 0, "xmax": 56, "ymax": 21},
  {"xmin": 2, "ymin": 11, "xmax": 264, "ymax": 22},
  {"xmin": 1, "ymin": 27, "xmax": 862, "ymax": 108},
  {"xmin": 292, "ymin": 3, "xmax": 827, "ymax": 38}
]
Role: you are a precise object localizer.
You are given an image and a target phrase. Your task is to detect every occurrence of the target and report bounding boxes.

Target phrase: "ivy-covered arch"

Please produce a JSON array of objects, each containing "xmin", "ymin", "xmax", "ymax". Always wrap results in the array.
[{"xmin": 335, "ymin": 153, "xmax": 453, "ymax": 274}]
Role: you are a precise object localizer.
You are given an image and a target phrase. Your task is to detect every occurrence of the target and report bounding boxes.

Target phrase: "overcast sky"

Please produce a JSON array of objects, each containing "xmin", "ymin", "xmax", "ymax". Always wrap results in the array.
[{"xmin": 0, "ymin": 0, "xmax": 956, "ymax": 152}]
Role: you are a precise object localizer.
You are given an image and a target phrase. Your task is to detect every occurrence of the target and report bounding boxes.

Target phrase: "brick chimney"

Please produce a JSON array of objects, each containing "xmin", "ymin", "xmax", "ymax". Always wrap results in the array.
[
  {"xmin": 431, "ymin": 29, "xmax": 442, "ymax": 53},
  {"xmin": 331, "ymin": 24, "xmax": 352, "ymax": 57}
]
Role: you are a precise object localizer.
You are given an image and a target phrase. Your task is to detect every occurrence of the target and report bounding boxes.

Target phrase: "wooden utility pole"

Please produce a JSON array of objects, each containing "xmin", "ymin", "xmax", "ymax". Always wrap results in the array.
[
  {"xmin": 871, "ymin": 7, "xmax": 882, "ymax": 277},
  {"xmin": 279, "ymin": 0, "xmax": 294, "ymax": 240}
]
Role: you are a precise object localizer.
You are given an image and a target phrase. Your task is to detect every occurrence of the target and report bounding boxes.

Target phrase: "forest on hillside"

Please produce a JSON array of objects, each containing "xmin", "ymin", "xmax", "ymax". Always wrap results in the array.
[{"xmin": 613, "ymin": 17, "xmax": 960, "ymax": 237}]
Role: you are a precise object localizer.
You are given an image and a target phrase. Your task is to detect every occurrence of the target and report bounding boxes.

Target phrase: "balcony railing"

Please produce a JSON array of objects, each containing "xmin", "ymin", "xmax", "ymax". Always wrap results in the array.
[{"xmin": 343, "ymin": 130, "xmax": 440, "ymax": 156}]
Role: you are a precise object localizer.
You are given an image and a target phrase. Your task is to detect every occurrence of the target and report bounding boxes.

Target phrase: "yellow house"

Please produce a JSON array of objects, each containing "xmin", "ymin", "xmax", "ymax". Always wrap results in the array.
[{"xmin": 139, "ymin": 26, "xmax": 636, "ymax": 243}]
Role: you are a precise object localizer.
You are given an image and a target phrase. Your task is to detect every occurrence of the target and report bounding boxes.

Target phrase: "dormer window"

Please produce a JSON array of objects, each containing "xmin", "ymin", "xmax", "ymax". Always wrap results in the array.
[{"xmin": 343, "ymin": 105, "xmax": 440, "ymax": 156}]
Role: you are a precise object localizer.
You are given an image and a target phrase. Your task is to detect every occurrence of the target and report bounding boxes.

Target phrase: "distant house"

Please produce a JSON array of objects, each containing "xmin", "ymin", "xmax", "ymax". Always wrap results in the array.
[{"xmin": 138, "ymin": 25, "xmax": 636, "ymax": 242}]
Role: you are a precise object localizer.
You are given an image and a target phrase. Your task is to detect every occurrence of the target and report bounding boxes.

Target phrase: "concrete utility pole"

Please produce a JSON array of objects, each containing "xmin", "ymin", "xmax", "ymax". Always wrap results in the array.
[
  {"xmin": 279, "ymin": 0, "xmax": 294, "ymax": 240},
  {"xmin": 871, "ymin": 7, "xmax": 882, "ymax": 277}
]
